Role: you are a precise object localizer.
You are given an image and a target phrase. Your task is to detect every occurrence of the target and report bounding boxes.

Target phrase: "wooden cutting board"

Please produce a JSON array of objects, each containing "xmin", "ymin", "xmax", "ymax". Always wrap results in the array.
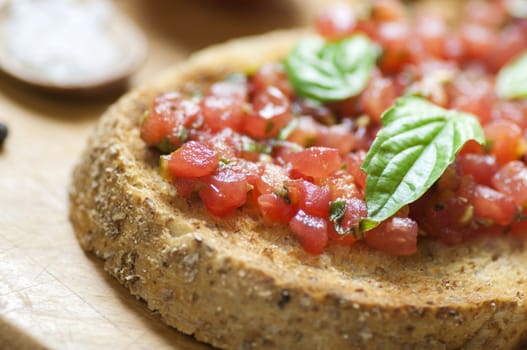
[{"xmin": 0, "ymin": 1, "xmax": 335, "ymax": 348}]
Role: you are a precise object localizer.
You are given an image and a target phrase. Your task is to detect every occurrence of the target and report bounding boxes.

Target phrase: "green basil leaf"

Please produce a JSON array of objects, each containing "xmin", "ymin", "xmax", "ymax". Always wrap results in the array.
[
  {"xmin": 285, "ymin": 35, "xmax": 379, "ymax": 102},
  {"xmin": 496, "ymin": 50, "xmax": 527, "ymax": 99},
  {"xmin": 505, "ymin": 0, "xmax": 527, "ymax": 18},
  {"xmin": 329, "ymin": 200, "xmax": 346, "ymax": 222},
  {"xmin": 361, "ymin": 96, "xmax": 485, "ymax": 226}
]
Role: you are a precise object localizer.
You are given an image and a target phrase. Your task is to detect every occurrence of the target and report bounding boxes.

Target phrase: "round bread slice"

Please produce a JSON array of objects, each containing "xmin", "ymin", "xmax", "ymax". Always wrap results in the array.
[{"xmin": 69, "ymin": 29, "xmax": 527, "ymax": 350}]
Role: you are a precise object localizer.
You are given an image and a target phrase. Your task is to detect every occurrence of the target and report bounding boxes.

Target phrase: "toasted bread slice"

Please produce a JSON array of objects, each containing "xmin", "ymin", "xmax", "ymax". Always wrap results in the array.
[{"xmin": 69, "ymin": 29, "xmax": 527, "ymax": 349}]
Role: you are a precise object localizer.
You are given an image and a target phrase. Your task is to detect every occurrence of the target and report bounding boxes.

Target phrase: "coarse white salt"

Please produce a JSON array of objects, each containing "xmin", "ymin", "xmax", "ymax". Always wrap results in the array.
[{"xmin": 4, "ymin": 0, "xmax": 121, "ymax": 85}]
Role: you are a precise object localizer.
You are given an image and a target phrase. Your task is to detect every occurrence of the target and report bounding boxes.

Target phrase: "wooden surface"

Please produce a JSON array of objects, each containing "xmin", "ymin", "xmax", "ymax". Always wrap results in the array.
[{"xmin": 0, "ymin": 1, "xmax": 331, "ymax": 349}]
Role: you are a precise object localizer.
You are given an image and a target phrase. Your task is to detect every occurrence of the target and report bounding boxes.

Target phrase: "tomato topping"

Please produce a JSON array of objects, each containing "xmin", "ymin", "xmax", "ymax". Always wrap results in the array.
[
  {"xmin": 258, "ymin": 193, "xmax": 296, "ymax": 223},
  {"xmin": 201, "ymin": 80, "xmax": 248, "ymax": 133},
  {"xmin": 458, "ymin": 154, "xmax": 498, "ymax": 187},
  {"xmin": 141, "ymin": 93, "xmax": 201, "ymax": 149},
  {"xmin": 141, "ymin": 2, "xmax": 527, "ymax": 255},
  {"xmin": 492, "ymin": 161, "xmax": 527, "ymax": 206},
  {"xmin": 315, "ymin": 3, "xmax": 357, "ymax": 39},
  {"xmin": 289, "ymin": 147, "xmax": 342, "ymax": 179},
  {"xmin": 365, "ymin": 217, "xmax": 418, "ymax": 256},
  {"xmin": 167, "ymin": 141, "xmax": 218, "ymax": 178},
  {"xmin": 360, "ymin": 73, "xmax": 397, "ymax": 124},
  {"xmin": 199, "ymin": 169, "xmax": 248, "ymax": 216},
  {"xmin": 484, "ymin": 120, "xmax": 523, "ymax": 165},
  {"xmin": 466, "ymin": 185, "xmax": 517, "ymax": 226},
  {"xmin": 286, "ymin": 179, "xmax": 331, "ymax": 218},
  {"xmin": 289, "ymin": 210, "xmax": 328, "ymax": 255},
  {"xmin": 244, "ymin": 86, "xmax": 292, "ymax": 139}
]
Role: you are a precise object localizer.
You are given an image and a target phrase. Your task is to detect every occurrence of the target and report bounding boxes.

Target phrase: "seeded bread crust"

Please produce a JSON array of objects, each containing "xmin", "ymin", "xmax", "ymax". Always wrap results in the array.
[{"xmin": 69, "ymin": 29, "xmax": 527, "ymax": 350}]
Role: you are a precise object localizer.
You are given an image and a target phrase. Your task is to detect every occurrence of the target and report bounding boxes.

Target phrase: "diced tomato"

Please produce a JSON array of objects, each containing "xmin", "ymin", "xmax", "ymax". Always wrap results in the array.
[
  {"xmin": 360, "ymin": 73, "xmax": 397, "ymax": 124},
  {"xmin": 464, "ymin": 0, "xmax": 507, "ymax": 28},
  {"xmin": 344, "ymin": 151, "xmax": 367, "ymax": 189},
  {"xmin": 257, "ymin": 193, "xmax": 296, "ymax": 223},
  {"xmin": 315, "ymin": 121, "xmax": 356, "ymax": 155},
  {"xmin": 376, "ymin": 22, "xmax": 413, "ymax": 73},
  {"xmin": 244, "ymin": 86, "xmax": 292, "ymax": 139},
  {"xmin": 141, "ymin": 93, "xmax": 201, "ymax": 148},
  {"xmin": 337, "ymin": 198, "xmax": 367, "ymax": 233},
  {"xmin": 458, "ymin": 154, "xmax": 498, "ymax": 187},
  {"xmin": 492, "ymin": 161, "xmax": 527, "ymax": 206},
  {"xmin": 252, "ymin": 63, "xmax": 294, "ymax": 98},
  {"xmin": 286, "ymin": 179, "xmax": 331, "ymax": 218},
  {"xmin": 437, "ymin": 163, "xmax": 462, "ymax": 191},
  {"xmin": 364, "ymin": 217, "xmax": 418, "ymax": 256},
  {"xmin": 416, "ymin": 12, "xmax": 447, "ymax": 58},
  {"xmin": 201, "ymin": 80, "xmax": 248, "ymax": 133},
  {"xmin": 315, "ymin": 3, "xmax": 357, "ymax": 39},
  {"xmin": 491, "ymin": 101, "xmax": 527, "ymax": 130},
  {"xmin": 289, "ymin": 210, "xmax": 328, "ymax": 255},
  {"xmin": 286, "ymin": 117, "xmax": 319, "ymax": 148},
  {"xmin": 327, "ymin": 198, "xmax": 367, "ymax": 246},
  {"xmin": 459, "ymin": 24, "xmax": 497, "ymax": 61},
  {"xmin": 484, "ymin": 120, "xmax": 523, "ymax": 165},
  {"xmin": 205, "ymin": 128, "xmax": 243, "ymax": 160},
  {"xmin": 167, "ymin": 141, "xmax": 218, "ymax": 178},
  {"xmin": 254, "ymin": 163, "xmax": 289, "ymax": 195},
  {"xmin": 199, "ymin": 169, "xmax": 248, "ymax": 216},
  {"xmin": 322, "ymin": 171, "xmax": 362, "ymax": 201},
  {"xmin": 289, "ymin": 147, "xmax": 342, "ymax": 179},
  {"xmin": 486, "ymin": 26, "xmax": 527, "ymax": 72},
  {"xmin": 371, "ymin": 0, "xmax": 406, "ymax": 22},
  {"xmin": 448, "ymin": 72, "xmax": 494, "ymax": 125},
  {"xmin": 466, "ymin": 184, "xmax": 517, "ymax": 226}
]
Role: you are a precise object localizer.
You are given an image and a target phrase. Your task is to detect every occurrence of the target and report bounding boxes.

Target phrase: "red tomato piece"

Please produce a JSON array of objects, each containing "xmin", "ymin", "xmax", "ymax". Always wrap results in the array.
[
  {"xmin": 199, "ymin": 169, "xmax": 248, "ymax": 216},
  {"xmin": 484, "ymin": 120, "xmax": 523, "ymax": 165},
  {"xmin": 167, "ymin": 141, "xmax": 218, "ymax": 178},
  {"xmin": 371, "ymin": 0, "xmax": 406, "ymax": 22},
  {"xmin": 257, "ymin": 193, "xmax": 296, "ymax": 223},
  {"xmin": 459, "ymin": 24, "xmax": 497, "ymax": 61},
  {"xmin": 289, "ymin": 147, "xmax": 342, "ymax": 179},
  {"xmin": 360, "ymin": 73, "xmax": 397, "ymax": 124},
  {"xmin": 315, "ymin": 3, "xmax": 357, "ymax": 39},
  {"xmin": 244, "ymin": 86, "xmax": 292, "ymax": 139},
  {"xmin": 254, "ymin": 163, "xmax": 289, "ymax": 195},
  {"xmin": 141, "ymin": 93, "xmax": 201, "ymax": 147},
  {"xmin": 492, "ymin": 161, "xmax": 527, "ymax": 206},
  {"xmin": 344, "ymin": 151, "xmax": 367, "ymax": 190},
  {"xmin": 289, "ymin": 210, "xmax": 328, "ymax": 255},
  {"xmin": 468, "ymin": 185, "xmax": 517, "ymax": 226},
  {"xmin": 287, "ymin": 116, "xmax": 320, "ymax": 148},
  {"xmin": 365, "ymin": 217, "xmax": 418, "ymax": 256},
  {"xmin": 323, "ymin": 171, "xmax": 362, "ymax": 201},
  {"xmin": 286, "ymin": 179, "xmax": 332, "ymax": 218},
  {"xmin": 458, "ymin": 153, "xmax": 499, "ymax": 187},
  {"xmin": 252, "ymin": 63, "xmax": 293, "ymax": 98},
  {"xmin": 201, "ymin": 80, "xmax": 248, "ymax": 133},
  {"xmin": 315, "ymin": 121, "xmax": 356, "ymax": 155}
]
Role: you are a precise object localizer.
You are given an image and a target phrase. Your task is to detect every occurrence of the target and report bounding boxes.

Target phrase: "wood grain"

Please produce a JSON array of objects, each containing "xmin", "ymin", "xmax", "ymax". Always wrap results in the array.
[{"xmin": 0, "ymin": 0, "xmax": 332, "ymax": 348}]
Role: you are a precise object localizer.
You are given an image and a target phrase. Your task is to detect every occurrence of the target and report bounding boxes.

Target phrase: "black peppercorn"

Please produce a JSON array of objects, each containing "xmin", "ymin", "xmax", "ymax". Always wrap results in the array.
[{"xmin": 0, "ymin": 123, "xmax": 8, "ymax": 147}]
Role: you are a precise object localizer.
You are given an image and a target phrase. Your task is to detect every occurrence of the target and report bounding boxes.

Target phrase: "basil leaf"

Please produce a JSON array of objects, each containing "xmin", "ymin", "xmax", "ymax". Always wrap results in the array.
[
  {"xmin": 361, "ymin": 96, "xmax": 485, "ymax": 226},
  {"xmin": 285, "ymin": 35, "xmax": 379, "ymax": 102},
  {"xmin": 496, "ymin": 50, "xmax": 527, "ymax": 99},
  {"xmin": 505, "ymin": 0, "xmax": 527, "ymax": 18}
]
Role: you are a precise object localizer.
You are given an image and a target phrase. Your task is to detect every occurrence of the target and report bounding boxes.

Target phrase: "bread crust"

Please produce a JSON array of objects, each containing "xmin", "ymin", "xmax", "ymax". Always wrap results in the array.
[{"xmin": 69, "ymin": 29, "xmax": 527, "ymax": 349}]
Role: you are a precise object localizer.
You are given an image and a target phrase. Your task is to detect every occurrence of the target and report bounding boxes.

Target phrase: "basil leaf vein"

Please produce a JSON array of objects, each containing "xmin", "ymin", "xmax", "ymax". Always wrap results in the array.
[
  {"xmin": 496, "ymin": 50, "xmax": 527, "ymax": 99},
  {"xmin": 285, "ymin": 35, "xmax": 379, "ymax": 102},
  {"xmin": 361, "ymin": 96, "xmax": 485, "ymax": 226}
]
